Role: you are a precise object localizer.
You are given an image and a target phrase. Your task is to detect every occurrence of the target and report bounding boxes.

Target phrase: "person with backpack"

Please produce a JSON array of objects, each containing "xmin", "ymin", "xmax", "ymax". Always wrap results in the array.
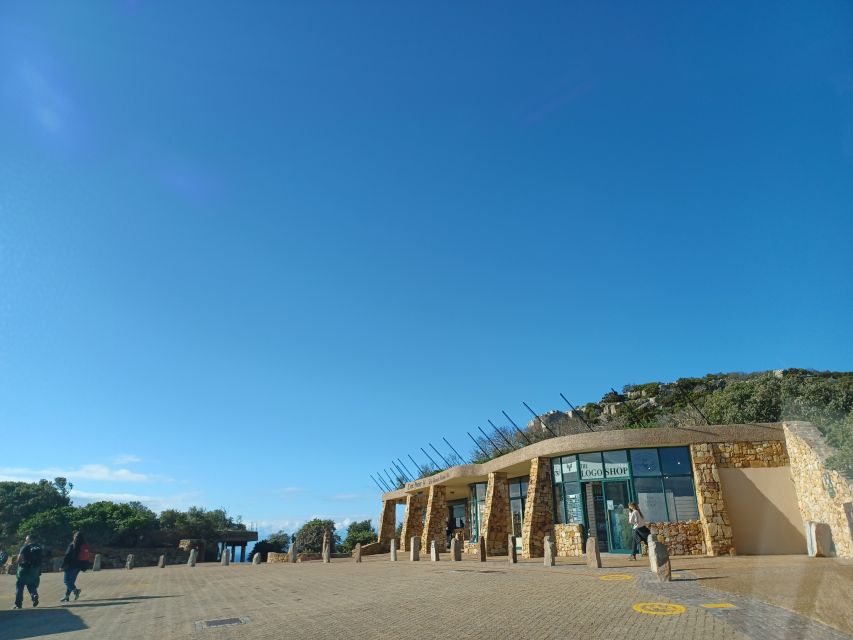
[
  {"xmin": 60, "ymin": 531, "xmax": 90, "ymax": 603},
  {"xmin": 13, "ymin": 535, "xmax": 42, "ymax": 609}
]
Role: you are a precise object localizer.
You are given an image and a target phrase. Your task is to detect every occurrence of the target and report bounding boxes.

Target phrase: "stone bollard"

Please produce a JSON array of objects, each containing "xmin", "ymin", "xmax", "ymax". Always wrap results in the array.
[
  {"xmin": 187, "ymin": 548, "xmax": 198, "ymax": 567},
  {"xmin": 390, "ymin": 538, "xmax": 398, "ymax": 562},
  {"xmin": 651, "ymin": 538, "xmax": 671, "ymax": 582},
  {"xmin": 806, "ymin": 521, "xmax": 834, "ymax": 558},
  {"xmin": 52, "ymin": 557, "xmax": 64, "ymax": 572},
  {"xmin": 221, "ymin": 549, "xmax": 230, "ymax": 566},
  {"xmin": 125, "ymin": 554, "xmax": 135, "ymax": 570},
  {"xmin": 586, "ymin": 533, "xmax": 602, "ymax": 569},
  {"xmin": 252, "ymin": 553, "xmax": 261, "ymax": 565},
  {"xmin": 288, "ymin": 544, "xmax": 297, "ymax": 563},
  {"xmin": 544, "ymin": 536, "xmax": 556, "ymax": 567},
  {"xmin": 508, "ymin": 535, "xmax": 517, "ymax": 564},
  {"xmin": 322, "ymin": 530, "xmax": 331, "ymax": 564},
  {"xmin": 478, "ymin": 536, "xmax": 487, "ymax": 562},
  {"xmin": 647, "ymin": 534, "xmax": 659, "ymax": 573},
  {"xmin": 430, "ymin": 539, "xmax": 440, "ymax": 562},
  {"xmin": 450, "ymin": 538, "xmax": 461, "ymax": 562},
  {"xmin": 409, "ymin": 536, "xmax": 420, "ymax": 561},
  {"xmin": 354, "ymin": 543, "xmax": 362, "ymax": 563},
  {"xmin": 93, "ymin": 554, "xmax": 102, "ymax": 572},
  {"xmin": 158, "ymin": 555, "xmax": 166, "ymax": 568}
]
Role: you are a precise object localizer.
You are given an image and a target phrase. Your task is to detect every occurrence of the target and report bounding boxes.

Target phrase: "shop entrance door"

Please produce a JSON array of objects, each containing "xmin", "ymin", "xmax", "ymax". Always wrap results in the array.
[{"xmin": 603, "ymin": 481, "xmax": 632, "ymax": 553}]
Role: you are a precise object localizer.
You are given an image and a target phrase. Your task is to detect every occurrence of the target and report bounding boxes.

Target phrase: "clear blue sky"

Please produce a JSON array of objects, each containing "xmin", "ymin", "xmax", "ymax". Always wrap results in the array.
[{"xmin": 1, "ymin": 2, "xmax": 851, "ymax": 539}]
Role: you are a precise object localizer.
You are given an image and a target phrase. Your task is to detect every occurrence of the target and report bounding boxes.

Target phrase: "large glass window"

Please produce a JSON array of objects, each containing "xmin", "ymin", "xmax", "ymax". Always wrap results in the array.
[
  {"xmin": 634, "ymin": 477, "xmax": 669, "ymax": 522},
  {"xmin": 660, "ymin": 447, "xmax": 692, "ymax": 475},
  {"xmin": 628, "ymin": 447, "xmax": 697, "ymax": 523},
  {"xmin": 579, "ymin": 452, "xmax": 604, "ymax": 481},
  {"xmin": 552, "ymin": 455, "xmax": 584, "ymax": 525},
  {"xmin": 468, "ymin": 482, "xmax": 487, "ymax": 542},
  {"xmin": 603, "ymin": 450, "xmax": 630, "ymax": 478},
  {"xmin": 664, "ymin": 476, "xmax": 699, "ymax": 521},
  {"xmin": 630, "ymin": 449, "xmax": 661, "ymax": 476},
  {"xmin": 508, "ymin": 476, "xmax": 529, "ymax": 540}
]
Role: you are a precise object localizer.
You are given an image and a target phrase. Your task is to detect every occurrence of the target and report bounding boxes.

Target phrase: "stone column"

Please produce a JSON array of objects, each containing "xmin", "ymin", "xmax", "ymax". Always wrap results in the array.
[
  {"xmin": 508, "ymin": 535, "xmax": 517, "ymax": 564},
  {"xmin": 482, "ymin": 472, "xmax": 510, "ymax": 556},
  {"xmin": 377, "ymin": 499, "xmax": 397, "ymax": 553},
  {"xmin": 252, "ymin": 552, "xmax": 261, "ymax": 565},
  {"xmin": 93, "ymin": 554, "xmax": 102, "ymax": 571},
  {"xmin": 478, "ymin": 536, "xmax": 487, "ymax": 562},
  {"xmin": 187, "ymin": 549, "xmax": 197, "ymax": 567},
  {"xmin": 690, "ymin": 443, "xmax": 735, "ymax": 555},
  {"xmin": 399, "ymin": 493, "xmax": 426, "ymax": 552},
  {"xmin": 409, "ymin": 536, "xmax": 420, "ymax": 561},
  {"xmin": 544, "ymin": 536, "xmax": 556, "ymax": 566},
  {"xmin": 430, "ymin": 538, "xmax": 440, "ymax": 561},
  {"xmin": 126, "ymin": 554, "xmax": 135, "ymax": 570},
  {"xmin": 450, "ymin": 538, "xmax": 461, "ymax": 561},
  {"xmin": 390, "ymin": 538, "xmax": 398, "ymax": 561},
  {"xmin": 522, "ymin": 457, "xmax": 555, "ymax": 559},
  {"xmin": 354, "ymin": 543, "xmax": 362, "ymax": 562},
  {"xmin": 585, "ymin": 533, "xmax": 601, "ymax": 568},
  {"xmin": 158, "ymin": 555, "xmax": 166, "ymax": 568},
  {"xmin": 421, "ymin": 485, "xmax": 448, "ymax": 553},
  {"xmin": 322, "ymin": 530, "xmax": 331, "ymax": 563},
  {"xmin": 221, "ymin": 549, "xmax": 230, "ymax": 566}
]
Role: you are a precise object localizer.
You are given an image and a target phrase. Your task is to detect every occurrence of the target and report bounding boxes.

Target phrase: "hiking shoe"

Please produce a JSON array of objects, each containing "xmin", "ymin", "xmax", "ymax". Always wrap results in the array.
[
  {"xmin": 32, "ymin": 596, "xmax": 39, "ymax": 608},
  {"xmin": 73, "ymin": 588, "xmax": 81, "ymax": 601},
  {"xmin": 60, "ymin": 596, "xmax": 70, "ymax": 603},
  {"xmin": 12, "ymin": 604, "xmax": 22, "ymax": 610}
]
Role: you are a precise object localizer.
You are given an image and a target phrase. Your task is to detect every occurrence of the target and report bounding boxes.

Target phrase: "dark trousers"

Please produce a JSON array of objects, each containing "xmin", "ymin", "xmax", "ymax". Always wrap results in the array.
[
  {"xmin": 15, "ymin": 576, "xmax": 39, "ymax": 607},
  {"xmin": 64, "ymin": 567, "xmax": 81, "ymax": 597},
  {"xmin": 632, "ymin": 526, "xmax": 651, "ymax": 555}
]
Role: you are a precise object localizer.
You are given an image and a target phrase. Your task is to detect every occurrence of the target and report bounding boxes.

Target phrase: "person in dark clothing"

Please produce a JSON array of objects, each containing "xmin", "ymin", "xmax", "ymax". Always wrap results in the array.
[
  {"xmin": 13, "ymin": 535, "xmax": 41, "ymax": 609},
  {"xmin": 60, "ymin": 531, "xmax": 89, "ymax": 603}
]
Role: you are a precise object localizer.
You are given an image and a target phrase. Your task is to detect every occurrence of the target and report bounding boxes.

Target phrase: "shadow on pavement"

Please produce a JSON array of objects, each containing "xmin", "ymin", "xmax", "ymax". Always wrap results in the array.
[{"xmin": 0, "ymin": 608, "xmax": 88, "ymax": 639}]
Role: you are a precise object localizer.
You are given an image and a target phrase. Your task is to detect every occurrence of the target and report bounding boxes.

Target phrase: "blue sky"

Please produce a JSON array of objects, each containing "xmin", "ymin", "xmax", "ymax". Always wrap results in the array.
[{"xmin": 1, "ymin": 2, "xmax": 851, "ymax": 540}]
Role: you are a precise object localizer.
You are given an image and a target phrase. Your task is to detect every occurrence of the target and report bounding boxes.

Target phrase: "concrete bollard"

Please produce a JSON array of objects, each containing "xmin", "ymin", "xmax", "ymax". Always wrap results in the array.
[
  {"xmin": 544, "ymin": 536, "xmax": 556, "ymax": 567},
  {"xmin": 354, "ymin": 543, "xmax": 362, "ymax": 563},
  {"xmin": 288, "ymin": 544, "xmax": 297, "ymax": 563},
  {"xmin": 478, "ymin": 536, "xmax": 487, "ymax": 562},
  {"xmin": 586, "ymin": 533, "xmax": 602, "ymax": 568},
  {"xmin": 93, "ymin": 554, "xmax": 102, "ymax": 572},
  {"xmin": 450, "ymin": 538, "xmax": 461, "ymax": 562},
  {"xmin": 322, "ymin": 530, "xmax": 331, "ymax": 564},
  {"xmin": 187, "ymin": 548, "xmax": 198, "ymax": 567},
  {"xmin": 125, "ymin": 554, "xmax": 134, "ymax": 570},
  {"xmin": 158, "ymin": 555, "xmax": 166, "ymax": 568},
  {"xmin": 409, "ymin": 536, "xmax": 420, "ymax": 561},
  {"xmin": 651, "ymin": 537, "xmax": 672, "ymax": 582},
  {"xmin": 390, "ymin": 538, "xmax": 398, "ymax": 562},
  {"xmin": 221, "ymin": 549, "xmax": 230, "ymax": 566},
  {"xmin": 252, "ymin": 553, "xmax": 261, "ymax": 565},
  {"xmin": 430, "ymin": 539, "xmax": 440, "ymax": 562},
  {"xmin": 508, "ymin": 535, "xmax": 517, "ymax": 564}
]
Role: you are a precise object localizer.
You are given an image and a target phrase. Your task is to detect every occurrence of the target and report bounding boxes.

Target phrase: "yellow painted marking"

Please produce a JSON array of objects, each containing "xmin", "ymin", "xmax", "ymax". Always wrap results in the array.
[
  {"xmin": 599, "ymin": 574, "xmax": 633, "ymax": 581},
  {"xmin": 632, "ymin": 603, "xmax": 686, "ymax": 616},
  {"xmin": 702, "ymin": 603, "xmax": 736, "ymax": 609}
]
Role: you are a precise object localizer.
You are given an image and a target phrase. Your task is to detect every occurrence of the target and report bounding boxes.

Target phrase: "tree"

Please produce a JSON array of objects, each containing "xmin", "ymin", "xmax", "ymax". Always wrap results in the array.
[
  {"xmin": 249, "ymin": 530, "xmax": 290, "ymax": 562},
  {"xmin": 339, "ymin": 520, "xmax": 377, "ymax": 553},
  {"xmin": 291, "ymin": 519, "xmax": 339, "ymax": 553},
  {"xmin": 0, "ymin": 480, "xmax": 71, "ymax": 546},
  {"xmin": 703, "ymin": 375, "xmax": 782, "ymax": 425},
  {"xmin": 16, "ymin": 506, "xmax": 76, "ymax": 549},
  {"xmin": 75, "ymin": 501, "xmax": 157, "ymax": 547},
  {"xmin": 158, "ymin": 507, "xmax": 245, "ymax": 542}
]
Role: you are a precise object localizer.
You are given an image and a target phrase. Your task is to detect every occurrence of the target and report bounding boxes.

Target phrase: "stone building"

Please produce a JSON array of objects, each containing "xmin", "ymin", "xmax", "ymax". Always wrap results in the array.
[{"xmin": 373, "ymin": 422, "xmax": 853, "ymax": 559}]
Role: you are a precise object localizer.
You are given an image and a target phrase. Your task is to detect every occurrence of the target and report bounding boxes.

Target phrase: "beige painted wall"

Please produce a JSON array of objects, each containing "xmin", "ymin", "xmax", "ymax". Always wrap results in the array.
[{"xmin": 719, "ymin": 466, "xmax": 806, "ymax": 555}]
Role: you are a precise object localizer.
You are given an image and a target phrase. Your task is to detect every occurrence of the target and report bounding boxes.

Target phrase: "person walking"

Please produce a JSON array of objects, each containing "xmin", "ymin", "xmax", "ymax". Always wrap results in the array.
[
  {"xmin": 60, "ymin": 531, "xmax": 90, "ymax": 603},
  {"xmin": 13, "ymin": 535, "xmax": 42, "ymax": 609},
  {"xmin": 628, "ymin": 502, "xmax": 651, "ymax": 561}
]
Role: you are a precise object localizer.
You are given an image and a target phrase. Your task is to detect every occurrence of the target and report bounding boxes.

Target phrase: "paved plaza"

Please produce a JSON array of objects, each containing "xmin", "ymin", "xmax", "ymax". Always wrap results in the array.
[{"xmin": 0, "ymin": 554, "xmax": 850, "ymax": 640}]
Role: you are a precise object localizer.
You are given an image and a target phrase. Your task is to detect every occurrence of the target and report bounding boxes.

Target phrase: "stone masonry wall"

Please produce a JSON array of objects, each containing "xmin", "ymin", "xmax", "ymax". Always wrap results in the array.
[
  {"xmin": 482, "ymin": 472, "xmax": 510, "ymax": 555},
  {"xmin": 552, "ymin": 523, "xmax": 584, "ymax": 556},
  {"xmin": 648, "ymin": 521, "xmax": 705, "ymax": 556},
  {"xmin": 521, "ymin": 457, "xmax": 554, "ymax": 559},
  {"xmin": 712, "ymin": 441, "xmax": 789, "ymax": 468},
  {"xmin": 784, "ymin": 422, "xmax": 853, "ymax": 558},
  {"xmin": 421, "ymin": 485, "xmax": 448, "ymax": 552},
  {"xmin": 377, "ymin": 499, "xmax": 397, "ymax": 552},
  {"xmin": 399, "ymin": 493, "xmax": 425, "ymax": 552}
]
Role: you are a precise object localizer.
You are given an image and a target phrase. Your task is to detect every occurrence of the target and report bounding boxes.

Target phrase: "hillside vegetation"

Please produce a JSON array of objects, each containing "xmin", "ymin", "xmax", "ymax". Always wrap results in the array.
[{"xmin": 461, "ymin": 369, "xmax": 853, "ymax": 477}]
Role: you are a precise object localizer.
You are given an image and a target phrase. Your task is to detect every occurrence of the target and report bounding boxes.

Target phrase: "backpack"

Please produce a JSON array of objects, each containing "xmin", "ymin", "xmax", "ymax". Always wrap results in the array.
[
  {"xmin": 21, "ymin": 543, "xmax": 43, "ymax": 568},
  {"xmin": 77, "ymin": 544, "xmax": 91, "ymax": 562}
]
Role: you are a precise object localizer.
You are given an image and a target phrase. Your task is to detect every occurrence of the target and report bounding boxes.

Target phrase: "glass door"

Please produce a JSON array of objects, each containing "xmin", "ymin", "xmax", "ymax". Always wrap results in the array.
[{"xmin": 603, "ymin": 481, "xmax": 633, "ymax": 553}]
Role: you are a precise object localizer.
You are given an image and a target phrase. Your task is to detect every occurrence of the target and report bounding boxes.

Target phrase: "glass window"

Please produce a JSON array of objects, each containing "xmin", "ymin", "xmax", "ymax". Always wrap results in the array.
[
  {"xmin": 561, "ymin": 457, "xmax": 578, "ymax": 480},
  {"xmin": 554, "ymin": 483, "xmax": 567, "ymax": 524},
  {"xmin": 509, "ymin": 476, "xmax": 528, "ymax": 499},
  {"xmin": 603, "ymin": 450, "xmax": 630, "ymax": 478},
  {"xmin": 552, "ymin": 459, "xmax": 562, "ymax": 483},
  {"xmin": 579, "ymin": 452, "xmax": 604, "ymax": 480},
  {"xmin": 630, "ymin": 449, "xmax": 661, "ymax": 476},
  {"xmin": 664, "ymin": 477, "xmax": 699, "ymax": 521},
  {"xmin": 634, "ymin": 477, "xmax": 668, "ymax": 522},
  {"xmin": 468, "ymin": 482, "xmax": 487, "ymax": 542},
  {"xmin": 564, "ymin": 481, "xmax": 583, "ymax": 523},
  {"xmin": 659, "ymin": 447, "xmax": 692, "ymax": 475}
]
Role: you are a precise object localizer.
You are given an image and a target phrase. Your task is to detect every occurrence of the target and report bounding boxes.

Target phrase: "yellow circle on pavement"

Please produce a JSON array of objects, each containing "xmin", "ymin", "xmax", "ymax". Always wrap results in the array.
[
  {"xmin": 632, "ymin": 603, "xmax": 686, "ymax": 616},
  {"xmin": 600, "ymin": 574, "xmax": 633, "ymax": 581}
]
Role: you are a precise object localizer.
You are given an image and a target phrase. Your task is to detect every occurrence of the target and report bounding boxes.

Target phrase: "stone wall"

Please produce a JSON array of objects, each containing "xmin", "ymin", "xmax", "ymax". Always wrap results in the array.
[
  {"xmin": 463, "ymin": 542, "xmax": 479, "ymax": 555},
  {"xmin": 421, "ymin": 485, "xmax": 448, "ymax": 552},
  {"xmin": 649, "ymin": 521, "xmax": 705, "ymax": 556},
  {"xmin": 521, "ymin": 457, "xmax": 554, "ymax": 558},
  {"xmin": 784, "ymin": 421, "xmax": 853, "ymax": 558},
  {"xmin": 267, "ymin": 552, "xmax": 288, "ymax": 563},
  {"xmin": 399, "ymin": 493, "xmax": 425, "ymax": 552},
  {"xmin": 481, "ymin": 472, "xmax": 510, "ymax": 555},
  {"xmin": 377, "ymin": 500, "xmax": 397, "ymax": 552},
  {"xmin": 552, "ymin": 523, "xmax": 584, "ymax": 556},
  {"xmin": 711, "ymin": 441, "xmax": 789, "ymax": 468}
]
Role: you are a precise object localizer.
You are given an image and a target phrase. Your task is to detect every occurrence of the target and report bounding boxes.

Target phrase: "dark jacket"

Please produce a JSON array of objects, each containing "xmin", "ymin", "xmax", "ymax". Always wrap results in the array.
[{"xmin": 61, "ymin": 543, "xmax": 86, "ymax": 571}]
